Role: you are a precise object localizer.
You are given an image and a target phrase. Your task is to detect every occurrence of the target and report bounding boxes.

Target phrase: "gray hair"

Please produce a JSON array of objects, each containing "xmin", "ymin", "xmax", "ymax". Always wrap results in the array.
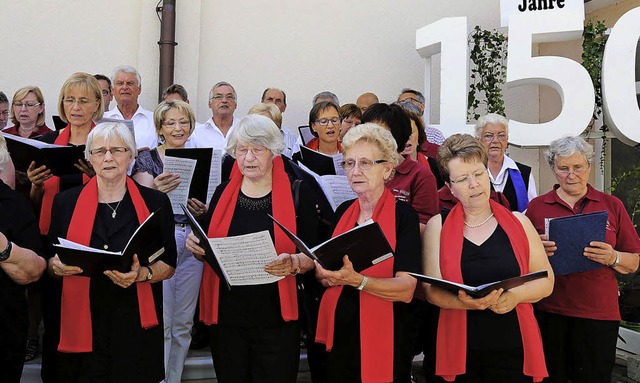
[
  {"xmin": 398, "ymin": 88, "xmax": 425, "ymax": 104},
  {"xmin": 209, "ymin": 81, "xmax": 237, "ymax": 101},
  {"xmin": 395, "ymin": 99, "xmax": 422, "ymax": 115},
  {"xmin": 111, "ymin": 65, "xmax": 142, "ymax": 85},
  {"xmin": 312, "ymin": 91, "xmax": 339, "ymax": 106},
  {"xmin": 0, "ymin": 135, "xmax": 9, "ymax": 173},
  {"xmin": 85, "ymin": 122, "xmax": 137, "ymax": 160},
  {"xmin": 342, "ymin": 123, "xmax": 402, "ymax": 168},
  {"xmin": 225, "ymin": 114, "xmax": 285, "ymax": 158},
  {"xmin": 545, "ymin": 136, "xmax": 594, "ymax": 168},
  {"xmin": 475, "ymin": 113, "xmax": 509, "ymax": 138}
]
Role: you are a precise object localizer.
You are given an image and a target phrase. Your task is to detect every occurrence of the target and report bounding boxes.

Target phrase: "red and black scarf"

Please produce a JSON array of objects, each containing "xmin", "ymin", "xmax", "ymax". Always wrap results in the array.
[
  {"xmin": 316, "ymin": 188, "xmax": 396, "ymax": 383},
  {"xmin": 199, "ymin": 156, "xmax": 298, "ymax": 324},
  {"xmin": 58, "ymin": 177, "xmax": 158, "ymax": 352},
  {"xmin": 40, "ymin": 125, "xmax": 91, "ymax": 234},
  {"xmin": 436, "ymin": 199, "xmax": 547, "ymax": 381}
]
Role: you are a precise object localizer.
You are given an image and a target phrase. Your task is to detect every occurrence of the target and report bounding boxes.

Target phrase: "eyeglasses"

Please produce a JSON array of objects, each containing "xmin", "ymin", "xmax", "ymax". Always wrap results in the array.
[
  {"xmin": 314, "ymin": 117, "xmax": 340, "ymax": 127},
  {"xmin": 554, "ymin": 164, "xmax": 589, "ymax": 178},
  {"xmin": 0, "ymin": 111, "xmax": 8, "ymax": 117},
  {"xmin": 400, "ymin": 97, "xmax": 421, "ymax": 104},
  {"xmin": 482, "ymin": 133, "xmax": 507, "ymax": 142},
  {"xmin": 341, "ymin": 158, "xmax": 388, "ymax": 171},
  {"xmin": 210, "ymin": 94, "xmax": 236, "ymax": 101},
  {"xmin": 162, "ymin": 120, "xmax": 191, "ymax": 129},
  {"xmin": 63, "ymin": 98, "xmax": 98, "ymax": 106},
  {"xmin": 89, "ymin": 147, "xmax": 130, "ymax": 157},
  {"xmin": 235, "ymin": 146, "xmax": 268, "ymax": 157},
  {"xmin": 13, "ymin": 102, "xmax": 41, "ymax": 109},
  {"xmin": 449, "ymin": 169, "xmax": 487, "ymax": 184}
]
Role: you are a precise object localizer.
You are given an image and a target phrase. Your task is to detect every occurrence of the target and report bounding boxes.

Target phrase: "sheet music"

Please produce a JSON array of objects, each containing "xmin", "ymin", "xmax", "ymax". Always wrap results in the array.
[
  {"xmin": 298, "ymin": 162, "xmax": 356, "ymax": 211},
  {"xmin": 332, "ymin": 153, "xmax": 345, "ymax": 175},
  {"xmin": 207, "ymin": 150, "xmax": 223, "ymax": 202},
  {"xmin": 208, "ymin": 230, "xmax": 283, "ymax": 286},
  {"xmin": 322, "ymin": 175, "xmax": 357, "ymax": 211},
  {"xmin": 164, "ymin": 156, "xmax": 197, "ymax": 215}
]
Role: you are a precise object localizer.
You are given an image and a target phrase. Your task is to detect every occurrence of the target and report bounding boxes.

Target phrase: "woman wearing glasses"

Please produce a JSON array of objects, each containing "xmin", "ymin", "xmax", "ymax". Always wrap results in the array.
[
  {"xmin": 132, "ymin": 100, "xmax": 204, "ymax": 383},
  {"xmin": 4, "ymin": 86, "xmax": 51, "ymax": 138},
  {"xmin": 422, "ymin": 134, "xmax": 553, "ymax": 382},
  {"xmin": 297, "ymin": 100, "xmax": 343, "ymax": 156},
  {"xmin": 525, "ymin": 136, "xmax": 640, "ymax": 383},
  {"xmin": 24, "ymin": 73, "xmax": 103, "ymax": 373},
  {"xmin": 475, "ymin": 113, "xmax": 537, "ymax": 212},
  {"xmin": 186, "ymin": 114, "xmax": 322, "ymax": 383},
  {"xmin": 46, "ymin": 122, "xmax": 176, "ymax": 382},
  {"xmin": 314, "ymin": 123, "xmax": 421, "ymax": 382}
]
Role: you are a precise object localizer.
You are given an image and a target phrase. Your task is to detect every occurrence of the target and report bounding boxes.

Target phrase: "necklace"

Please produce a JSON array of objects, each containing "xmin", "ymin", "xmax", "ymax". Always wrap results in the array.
[
  {"xmin": 490, "ymin": 171, "xmax": 508, "ymax": 188},
  {"xmin": 464, "ymin": 213, "xmax": 494, "ymax": 228},
  {"xmin": 103, "ymin": 200, "xmax": 122, "ymax": 219}
]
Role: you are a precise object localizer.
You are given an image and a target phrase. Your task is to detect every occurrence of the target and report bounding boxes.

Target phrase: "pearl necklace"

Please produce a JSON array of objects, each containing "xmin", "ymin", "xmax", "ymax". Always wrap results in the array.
[{"xmin": 464, "ymin": 213, "xmax": 495, "ymax": 228}]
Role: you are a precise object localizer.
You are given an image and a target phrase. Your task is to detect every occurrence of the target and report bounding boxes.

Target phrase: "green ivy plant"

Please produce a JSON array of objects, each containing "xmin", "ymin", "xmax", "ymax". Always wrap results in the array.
[
  {"xmin": 582, "ymin": 19, "xmax": 609, "ymax": 173},
  {"xmin": 468, "ymin": 26, "xmax": 508, "ymax": 121}
]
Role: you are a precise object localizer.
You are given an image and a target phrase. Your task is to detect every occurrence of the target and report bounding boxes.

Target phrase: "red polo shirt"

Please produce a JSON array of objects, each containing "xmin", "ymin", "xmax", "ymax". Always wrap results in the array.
[
  {"xmin": 525, "ymin": 184, "xmax": 640, "ymax": 320},
  {"xmin": 385, "ymin": 156, "xmax": 438, "ymax": 224}
]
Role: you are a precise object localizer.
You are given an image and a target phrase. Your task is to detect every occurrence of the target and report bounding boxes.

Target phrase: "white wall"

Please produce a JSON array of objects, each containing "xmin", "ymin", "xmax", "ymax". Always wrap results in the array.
[{"xmin": 2, "ymin": 0, "xmax": 540, "ymax": 130}]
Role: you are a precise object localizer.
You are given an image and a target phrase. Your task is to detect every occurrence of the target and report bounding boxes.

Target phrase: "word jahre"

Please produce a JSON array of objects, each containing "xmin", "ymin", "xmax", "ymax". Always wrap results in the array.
[{"xmin": 519, "ymin": 0, "xmax": 566, "ymax": 11}]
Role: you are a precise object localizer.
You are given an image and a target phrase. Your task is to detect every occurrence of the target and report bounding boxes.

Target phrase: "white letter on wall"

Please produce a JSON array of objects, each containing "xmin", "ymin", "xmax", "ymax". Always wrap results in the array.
[
  {"xmin": 416, "ymin": 17, "xmax": 475, "ymax": 137},
  {"xmin": 506, "ymin": 10, "xmax": 595, "ymax": 146},
  {"xmin": 602, "ymin": 6, "xmax": 640, "ymax": 146}
]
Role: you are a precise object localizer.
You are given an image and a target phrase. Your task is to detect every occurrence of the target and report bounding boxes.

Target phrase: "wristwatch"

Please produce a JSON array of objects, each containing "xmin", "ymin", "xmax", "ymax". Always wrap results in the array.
[
  {"xmin": 0, "ymin": 240, "xmax": 12, "ymax": 262},
  {"xmin": 356, "ymin": 275, "xmax": 368, "ymax": 291},
  {"xmin": 145, "ymin": 266, "xmax": 154, "ymax": 282},
  {"xmin": 609, "ymin": 251, "xmax": 621, "ymax": 268}
]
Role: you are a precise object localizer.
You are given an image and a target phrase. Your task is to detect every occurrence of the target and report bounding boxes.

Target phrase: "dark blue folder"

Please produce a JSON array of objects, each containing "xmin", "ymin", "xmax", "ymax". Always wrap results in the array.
[{"xmin": 548, "ymin": 210, "xmax": 608, "ymax": 276}]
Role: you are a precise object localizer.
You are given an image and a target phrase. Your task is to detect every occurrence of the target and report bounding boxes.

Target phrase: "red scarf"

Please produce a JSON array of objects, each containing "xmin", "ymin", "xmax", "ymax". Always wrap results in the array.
[
  {"xmin": 39, "ymin": 125, "xmax": 91, "ymax": 234},
  {"xmin": 199, "ymin": 156, "xmax": 298, "ymax": 324},
  {"xmin": 58, "ymin": 177, "xmax": 159, "ymax": 352},
  {"xmin": 316, "ymin": 188, "xmax": 396, "ymax": 383},
  {"xmin": 305, "ymin": 137, "xmax": 343, "ymax": 153},
  {"xmin": 436, "ymin": 199, "xmax": 547, "ymax": 381}
]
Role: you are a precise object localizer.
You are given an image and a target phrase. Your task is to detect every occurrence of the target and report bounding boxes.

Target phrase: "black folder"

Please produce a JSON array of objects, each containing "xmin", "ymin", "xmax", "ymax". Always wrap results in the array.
[
  {"xmin": 410, "ymin": 270, "xmax": 549, "ymax": 298},
  {"xmin": 54, "ymin": 209, "xmax": 166, "ymax": 277},
  {"xmin": 269, "ymin": 214, "xmax": 393, "ymax": 272},
  {"xmin": 52, "ymin": 115, "xmax": 67, "ymax": 131},
  {"xmin": 299, "ymin": 146, "xmax": 337, "ymax": 176},
  {"xmin": 547, "ymin": 210, "xmax": 608, "ymax": 276},
  {"xmin": 3, "ymin": 133, "xmax": 85, "ymax": 176},
  {"xmin": 180, "ymin": 203, "xmax": 231, "ymax": 290},
  {"xmin": 165, "ymin": 148, "xmax": 213, "ymax": 203}
]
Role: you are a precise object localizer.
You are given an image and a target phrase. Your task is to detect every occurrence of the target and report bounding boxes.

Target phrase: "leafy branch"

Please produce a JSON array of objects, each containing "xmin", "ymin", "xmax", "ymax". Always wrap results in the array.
[{"xmin": 468, "ymin": 26, "xmax": 508, "ymax": 122}]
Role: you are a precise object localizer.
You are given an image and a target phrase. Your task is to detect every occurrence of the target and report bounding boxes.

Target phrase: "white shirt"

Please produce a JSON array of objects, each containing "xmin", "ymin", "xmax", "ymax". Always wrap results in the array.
[
  {"xmin": 488, "ymin": 155, "xmax": 537, "ymax": 202},
  {"xmin": 281, "ymin": 127, "xmax": 300, "ymax": 159},
  {"xmin": 190, "ymin": 116, "xmax": 239, "ymax": 150},
  {"xmin": 103, "ymin": 105, "xmax": 158, "ymax": 150}
]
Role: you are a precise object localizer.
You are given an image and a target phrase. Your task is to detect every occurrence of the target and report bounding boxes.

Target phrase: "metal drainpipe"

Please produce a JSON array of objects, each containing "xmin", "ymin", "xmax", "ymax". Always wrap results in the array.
[{"xmin": 157, "ymin": 0, "xmax": 177, "ymax": 102}]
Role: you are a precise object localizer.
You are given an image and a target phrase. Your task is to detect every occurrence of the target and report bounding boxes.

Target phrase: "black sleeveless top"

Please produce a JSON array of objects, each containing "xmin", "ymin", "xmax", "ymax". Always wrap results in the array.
[{"xmin": 443, "ymin": 210, "xmax": 523, "ymax": 350}]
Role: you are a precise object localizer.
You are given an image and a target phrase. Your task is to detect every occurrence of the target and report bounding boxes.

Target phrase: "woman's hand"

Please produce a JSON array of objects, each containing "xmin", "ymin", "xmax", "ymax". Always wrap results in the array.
[
  {"xmin": 265, "ymin": 253, "xmax": 300, "ymax": 277},
  {"xmin": 489, "ymin": 290, "xmax": 519, "ymax": 314},
  {"xmin": 584, "ymin": 241, "xmax": 617, "ymax": 266},
  {"xmin": 153, "ymin": 172, "xmax": 180, "ymax": 194},
  {"xmin": 314, "ymin": 255, "xmax": 361, "ymax": 288},
  {"xmin": 539, "ymin": 234, "xmax": 557, "ymax": 257},
  {"xmin": 457, "ymin": 288, "xmax": 503, "ymax": 310},
  {"xmin": 49, "ymin": 255, "xmax": 83, "ymax": 277},
  {"xmin": 187, "ymin": 198, "xmax": 207, "ymax": 218},
  {"xmin": 27, "ymin": 161, "xmax": 52, "ymax": 188},
  {"xmin": 74, "ymin": 159, "xmax": 95, "ymax": 177},
  {"xmin": 104, "ymin": 254, "xmax": 141, "ymax": 288},
  {"xmin": 186, "ymin": 232, "xmax": 205, "ymax": 261}
]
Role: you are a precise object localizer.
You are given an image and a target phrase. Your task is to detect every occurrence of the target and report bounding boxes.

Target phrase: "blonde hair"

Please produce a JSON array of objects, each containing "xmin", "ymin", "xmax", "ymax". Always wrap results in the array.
[
  {"xmin": 248, "ymin": 103, "xmax": 282, "ymax": 128},
  {"xmin": 10, "ymin": 86, "xmax": 46, "ymax": 127},
  {"xmin": 58, "ymin": 72, "xmax": 104, "ymax": 123},
  {"xmin": 153, "ymin": 100, "xmax": 196, "ymax": 143}
]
